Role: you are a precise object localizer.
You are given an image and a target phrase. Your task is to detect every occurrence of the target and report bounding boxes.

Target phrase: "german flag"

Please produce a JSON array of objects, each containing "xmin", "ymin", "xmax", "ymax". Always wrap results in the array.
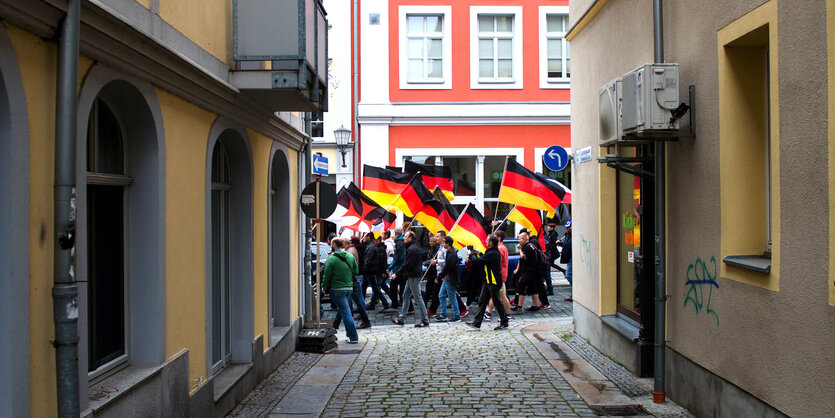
[
  {"xmin": 405, "ymin": 160, "xmax": 455, "ymax": 201},
  {"xmin": 390, "ymin": 174, "xmax": 433, "ymax": 217},
  {"xmin": 414, "ymin": 200, "xmax": 448, "ymax": 235},
  {"xmin": 506, "ymin": 205, "xmax": 546, "ymax": 248},
  {"xmin": 362, "ymin": 165, "xmax": 413, "ymax": 209},
  {"xmin": 498, "ymin": 158, "xmax": 570, "ymax": 218},
  {"xmin": 431, "ymin": 186, "xmax": 459, "ymax": 232},
  {"xmin": 448, "ymin": 203, "xmax": 489, "ymax": 253}
]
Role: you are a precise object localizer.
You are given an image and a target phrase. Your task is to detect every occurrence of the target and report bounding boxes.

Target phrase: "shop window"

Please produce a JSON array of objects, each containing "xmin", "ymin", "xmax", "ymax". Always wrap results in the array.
[
  {"xmin": 616, "ymin": 170, "xmax": 641, "ymax": 322},
  {"xmin": 442, "ymin": 156, "xmax": 476, "ymax": 197},
  {"xmin": 718, "ymin": 0, "xmax": 780, "ymax": 290}
]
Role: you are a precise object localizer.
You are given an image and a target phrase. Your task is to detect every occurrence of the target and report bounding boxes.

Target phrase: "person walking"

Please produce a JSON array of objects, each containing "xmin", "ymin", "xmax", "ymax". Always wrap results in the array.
[
  {"xmin": 333, "ymin": 239, "xmax": 372, "ymax": 330},
  {"xmin": 391, "ymin": 231, "xmax": 430, "ymax": 327},
  {"xmin": 427, "ymin": 231, "xmax": 469, "ymax": 317},
  {"xmin": 321, "ymin": 238, "xmax": 360, "ymax": 343},
  {"xmin": 388, "ymin": 227, "xmax": 406, "ymax": 309},
  {"xmin": 561, "ymin": 220, "xmax": 573, "ymax": 302},
  {"xmin": 485, "ymin": 230, "xmax": 512, "ymax": 321},
  {"xmin": 434, "ymin": 236, "xmax": 462, "ymax": 322},
  {"xmin": 528, "ymin": 234, "xmax": 551, "ymax": 310},
  {"xmin": 423, "ymin": 235, "xmax": 441, "ymax": 317},
  {"xmin": 512, "ymin": 232, "xmax": 542, "ymax": 313},
  {"xmin": 465, "ymin": 234, "xmax": 509, "ymax": 330},
  {"xmin": 365, "ymin": 234, "xmax": 395, "ymax": 313}
]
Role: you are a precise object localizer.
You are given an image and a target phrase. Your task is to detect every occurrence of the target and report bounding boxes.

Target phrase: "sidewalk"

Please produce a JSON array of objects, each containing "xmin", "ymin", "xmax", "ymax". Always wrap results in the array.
[{"xmin": 228, "ymin": 286, "xmax": 691, "ymax": 417}]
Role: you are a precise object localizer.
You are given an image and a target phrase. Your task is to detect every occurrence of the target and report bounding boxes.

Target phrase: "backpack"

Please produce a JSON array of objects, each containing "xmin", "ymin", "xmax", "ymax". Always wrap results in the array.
[{"xmin": 527, "ymin": 242, "xmax": 550, "ymax": 275}]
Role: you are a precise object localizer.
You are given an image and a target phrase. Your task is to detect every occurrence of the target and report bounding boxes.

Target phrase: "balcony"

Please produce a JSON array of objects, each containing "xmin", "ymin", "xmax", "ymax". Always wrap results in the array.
[{"xmin": 231, "ymin": 0, "xmax": 328, "ymax": 112}]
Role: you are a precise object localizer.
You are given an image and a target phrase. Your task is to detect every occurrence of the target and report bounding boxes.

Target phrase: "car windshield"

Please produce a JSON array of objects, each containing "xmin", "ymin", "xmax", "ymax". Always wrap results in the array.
[{"xmin": 504, "ymin": 240, "xmax": 520, "ymax": 256}]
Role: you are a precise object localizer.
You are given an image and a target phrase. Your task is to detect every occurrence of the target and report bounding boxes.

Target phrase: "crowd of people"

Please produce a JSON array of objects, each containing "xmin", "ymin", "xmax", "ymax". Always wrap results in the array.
[{"xmin": 319, "ymin": 220, "xmax": 573, "ymax": 343}]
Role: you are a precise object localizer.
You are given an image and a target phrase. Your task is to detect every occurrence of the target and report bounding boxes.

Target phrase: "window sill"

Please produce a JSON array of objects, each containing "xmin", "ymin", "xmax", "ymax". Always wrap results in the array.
[
  {"xmin": 87, "ymin": 364, "xmax": 159, "ymax": 413},
  {"xmin": 723, "ymin": 255, "xmax": 771, "ymax": 273},
  {"xmin": 601, "ymin": 314, "xmax": 640, "ymax": 342},
  {"xmin": 212, "ymin": 362, "xmax": 253, "ymax": 403}
]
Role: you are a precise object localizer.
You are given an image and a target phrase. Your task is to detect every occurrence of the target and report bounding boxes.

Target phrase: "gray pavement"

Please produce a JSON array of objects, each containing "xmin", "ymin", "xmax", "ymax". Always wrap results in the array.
[{"xmin": 229, "ymin": 282, "xmax": 692, "ymax": 417}]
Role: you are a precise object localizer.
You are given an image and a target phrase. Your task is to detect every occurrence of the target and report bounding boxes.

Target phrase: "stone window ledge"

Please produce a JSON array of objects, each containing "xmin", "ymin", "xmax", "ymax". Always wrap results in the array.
[
  {"xmin": 723, "ymin": 255, "xmax": 771, "ymax": 273},
  {"xmin": 87, "ymin": 364, "xmax": 160, "ymax": 414},
  {"xmin": 213, "ymin": 363, "xmax": 252, "ymax": 403}
]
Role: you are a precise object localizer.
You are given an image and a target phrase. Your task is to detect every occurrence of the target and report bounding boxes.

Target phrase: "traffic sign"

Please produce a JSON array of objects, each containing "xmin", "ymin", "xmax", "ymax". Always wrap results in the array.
[
  {"xmin": 300, "ymin": 181, "xmax": 336, "ymax": 219},
  {"xmin": 312, "ymin": 154, "xmax": 329, "ymax": 176},
  {"xmin": 543, "ymin": 145, "xmax": 569, "ymax": 171}
]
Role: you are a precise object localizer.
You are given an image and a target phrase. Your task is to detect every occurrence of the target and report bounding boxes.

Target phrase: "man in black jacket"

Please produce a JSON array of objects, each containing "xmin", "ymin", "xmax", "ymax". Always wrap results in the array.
[
  {"xmin": 434, "ymin": 236, "xmax": 462, "ymax": 322},
  {"xmin": 365, "ymin": 234, "xmax": 395, "ymax": 312},
  {"xmin": 422, "ymin": 235, "xmax": 441, "ymax": 316},
  {"xmin": 465, "ymin": 234, "xmax": 509, "ymax": 330},
  {"xmin": 391, "ymin": 231, "xmax": 430, "ymax": 327}
]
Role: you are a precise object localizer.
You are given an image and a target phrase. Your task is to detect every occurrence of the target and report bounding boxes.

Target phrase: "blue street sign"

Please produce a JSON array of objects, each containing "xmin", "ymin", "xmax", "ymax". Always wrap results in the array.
[
  {"xmin": 312, "ymin": 154, "xmax": 329, "ymax": 176},
  {"xmin": 543, "ymin": 145, "xmax": 569, "ymax": 171}
]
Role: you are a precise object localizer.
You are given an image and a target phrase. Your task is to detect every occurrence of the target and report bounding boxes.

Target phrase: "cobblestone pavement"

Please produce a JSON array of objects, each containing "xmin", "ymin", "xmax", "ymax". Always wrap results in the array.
[{"xmin": 228, "ymin": 351, "xmax": 322, "ymax": 416}]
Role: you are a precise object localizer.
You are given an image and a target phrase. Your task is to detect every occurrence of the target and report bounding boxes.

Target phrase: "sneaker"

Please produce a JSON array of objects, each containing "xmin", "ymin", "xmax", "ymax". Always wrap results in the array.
[
  {"xmin": 510, "ymin": 306, "xmax": 522, "ymax": 312},
  {"xmin": 484, "ymin": 313, "xmax": 492, "ymax": 321},
  {"xmin": 494, "ymin": 324, "xmax": 509, "ymax": 330},
  {"xmin": 449, "ymin": 318, "xmax": 461, "ymax": 323},
  {"xmin": 427, "ymin": 311, "xmax": 437, "ymax": 318},
  {"xmin": 506, "ymin": 315, "xmax": 514, "ymax": 321},
  {"xmin": 365, "ymin": 304, "xmax": 376, "ymax": 310},
  {"xmin": 435, "ymin": 317, "xmax": 448, "ymax": 322},
  {"xmin": 460, "ymin": 309, "xmax": 469, "ymax": 317},
  {"xmin": 465, "ymin": 322, "xmax": 480, "ymax": 329},
  {"xmin": 381, "ymin": 307, "xmax": 397, "ymax": 313},
  {"xmin": 564, "ymin": 296, "xmax": 573, "ymax": 302},
  {"xmin": 526, "ymin": 306, "xmax": 540, "ymax": 312},
  {"xmin": 391, "ymin": 317, "xmax": 405, "ymax": 326},
  {"xmin": 347, "ymin": 339, "xmax": 359, "ymax": 344},
  {"xmin": 509, "ymin": 301, "xmax": 517, "ymax": 308},
  {"xmin": 539, "ymin": 304, "xmax": 551, "ymax": 310},
  {"xmin": 358, "ymin": 322, "xmax": 371, "ymax": 329},
  {"xmin": 415, "ymin": 322, "xmax": 430, "ymax": 328}
]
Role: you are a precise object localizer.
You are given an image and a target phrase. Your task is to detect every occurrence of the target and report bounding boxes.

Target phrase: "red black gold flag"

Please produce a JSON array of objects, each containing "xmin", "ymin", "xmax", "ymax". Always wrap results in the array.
[
  {"xmin": 391, "ymin": 174, "xmax": 433, "ymax": 217},
  {"xmin": 386, "ymin": 165, "xmax": 402, "ymax": 173},
  {"xmin": 431, "ymin": 186, "xmax": 459, "ymax": 232},
  {"xmin": 361, "ymin": 165, "xmax": 413, "ymax": 210},
  {"xmin": 506, "ymin": 205, "xmax": 546, "ymax": 248},
  {"xmin": 498, "ymin": 158, "xmax": 570, "ymax": 218},
  {"xmin": 414, "ymin": 200, "xmax": 448, "ymax": 235},
  {"xmin": 448, "ymin": 202, "xmax": 489, "ymax": 253},
  {"xmin": 404, "ymin": 160, "xmax": 455, "ymax": 201}
]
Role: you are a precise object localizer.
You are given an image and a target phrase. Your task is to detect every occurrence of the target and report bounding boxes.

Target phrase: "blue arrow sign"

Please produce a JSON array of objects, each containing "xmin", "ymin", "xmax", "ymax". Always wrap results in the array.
[
  {"xmin": 543, "ymin": 145, "xmax": 569, "ymax": 171},
  {"xmin": 312, "ymin": 154, "xmax": 329, "ymax": 176}
]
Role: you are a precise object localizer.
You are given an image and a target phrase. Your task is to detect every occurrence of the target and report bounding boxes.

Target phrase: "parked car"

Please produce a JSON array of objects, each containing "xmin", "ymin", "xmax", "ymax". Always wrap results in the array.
[
  {"xmin": 309, "ymin": 241, "xmax": 330, "ymax": 281},
  {"xmin": 457, "ymin": 238, "xmax": 521, "ymax": 297}
]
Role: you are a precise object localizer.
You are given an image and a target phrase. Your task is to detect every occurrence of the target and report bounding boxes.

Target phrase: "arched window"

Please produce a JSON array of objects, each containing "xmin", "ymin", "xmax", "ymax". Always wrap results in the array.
[
  {"xmin": 86, "ymin": 97, "xmax": 132, "ymax": 374},
  {"xmin": 210, "ymin": 141, "xmax": 232, "ymax": 369}
]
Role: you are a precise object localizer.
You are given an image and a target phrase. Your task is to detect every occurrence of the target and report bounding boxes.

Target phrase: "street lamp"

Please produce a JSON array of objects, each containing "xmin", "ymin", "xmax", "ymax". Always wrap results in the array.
[{"xmin": 334, "ymin": 125, "xmax": 352, "ymax": 168}]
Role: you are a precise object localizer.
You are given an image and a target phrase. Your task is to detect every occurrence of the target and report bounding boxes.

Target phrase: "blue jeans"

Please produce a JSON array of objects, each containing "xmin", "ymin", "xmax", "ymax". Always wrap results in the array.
[
  {"xmin": 437, "ymin": 281, "xmax": 460, "ymax": 320},
  {"xmin": 365, "ymin": 274, "xmax": 390, "ymax": 309},
  {"xmin": 566, "ymin": 261, "xmax": 573, "ymax": 294},
  {"xmin": 335, "ymin": 286, "xmax": 370, "ymax": 327},
  {"xmin": 329, "ymin": 289, "xmax": 359, "ymax": 341}
]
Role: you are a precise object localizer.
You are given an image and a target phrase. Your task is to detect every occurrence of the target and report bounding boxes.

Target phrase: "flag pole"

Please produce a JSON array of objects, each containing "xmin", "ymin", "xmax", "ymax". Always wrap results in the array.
[
  {"xmin": 492, "ymin": 204, "xmax": 516, "ymax": 234},
  {"xmin": 491, "ymin": 156, "xmax": 510, "ymax": 234}
]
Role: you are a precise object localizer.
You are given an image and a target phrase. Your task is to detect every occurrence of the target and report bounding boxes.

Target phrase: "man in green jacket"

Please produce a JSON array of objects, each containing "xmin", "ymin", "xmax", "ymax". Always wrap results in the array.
[{"xmin": 322, "ymin": 238, "xmax": 360, "ymax": 343}]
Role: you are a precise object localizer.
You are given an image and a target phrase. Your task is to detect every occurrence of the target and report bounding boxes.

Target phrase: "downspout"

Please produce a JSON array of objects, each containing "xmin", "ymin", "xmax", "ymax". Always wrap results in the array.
[
  {"xmin": 652, "ymin": 0, "xmax": 667, "ymax": 404},
  {"xmin": 352, "ymin": 0, "xmax": 360, "ymax": 184},
  {"xmin": 304, "ymin": 138, "xmax": 313, "ymax": 322},
  {"xmin": 53, "ymin": 0, "xmax": 81, "ymax": 416}
]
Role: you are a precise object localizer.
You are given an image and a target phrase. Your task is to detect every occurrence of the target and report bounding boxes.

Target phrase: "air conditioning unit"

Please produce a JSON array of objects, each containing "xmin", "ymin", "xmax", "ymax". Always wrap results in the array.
[
  {"xmin": 621, "ymin": 63, "xmax": 679, "ymax": 135},
  {"xmin": 598, "ymin": 77, "xmax": 622, "ymax": 146}
]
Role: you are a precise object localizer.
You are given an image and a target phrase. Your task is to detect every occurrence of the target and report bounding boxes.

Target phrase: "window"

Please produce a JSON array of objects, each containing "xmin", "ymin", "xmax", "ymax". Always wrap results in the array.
[
  {"xmin": 86, "ymin": 98, "xmax": 131, "ymax": 374},
  {"xmin": 308, "ymin": 112, "xmax": 323, "ymax": 138},
  {"xmin": 470, "ymin": 6, "xmax": 523, "ymax": 89},
  {"xmin": 399, "ymin": 6, "xmax": 452, "ymax": 89},
  {"xmin": 211, "ymin": 141, "xmax": 232, "ymax": 370},
  {"xmin": 718, "ymin": 0, "xmax": 779, "ymax": 290},
  {"xmin": 539, "ymin": 7, "xmax": 570, "ymax": 88}
]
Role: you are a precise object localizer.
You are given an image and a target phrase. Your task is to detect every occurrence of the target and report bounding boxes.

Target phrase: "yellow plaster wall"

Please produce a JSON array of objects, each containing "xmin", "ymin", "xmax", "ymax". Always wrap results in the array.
[
  {"xmin": 248, "ymin": 129, "xmax": 272, "ymax": 348},
  {"xmin": 598, "ymin": 162, "xmax": 617, "ymax": 316},
  {"xmin": 288, "ymin": 150, "xmax": 300, "ymax": 318},
  {"xmin": 828, "ymin": 0, "xmax": 835, "ymax": 306},
  {"xmin": 156, "ymin": 88, "xmax": 216, "ymax": 389},
  {"xmin": 136, "ymin": 0, "xmax": 150, "ymax": 9},
  {"xmin": 5, "ymin": 22, "xmax": 94, "ymax": 416},
  {"xmin": 717, "ymin": 0, "xmax": 781, "ymax": 291},
  {"xmin": 159, "ymin": 0, "xmax": 232, "ymax": 64}
]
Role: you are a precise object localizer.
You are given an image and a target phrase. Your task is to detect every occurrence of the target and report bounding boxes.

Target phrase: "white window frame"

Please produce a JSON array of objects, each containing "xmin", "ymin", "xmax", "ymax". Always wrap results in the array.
[
  {"xmin": 539, "ymin": 6, "xmax": 570, "ymax": 88},
  {"xmin": 470, "ymin": 6, "xmax": 523, "ymax": 90},
  {"xmin": 399, "ymin": 6, "xmax": 452, "ymax": 90}
]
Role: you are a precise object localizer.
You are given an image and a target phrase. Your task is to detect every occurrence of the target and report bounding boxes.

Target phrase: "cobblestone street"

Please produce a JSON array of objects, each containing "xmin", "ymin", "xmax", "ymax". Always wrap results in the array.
[{"xmin": 229, "ymin": 284, "xmax": 691, "ymax": 417}]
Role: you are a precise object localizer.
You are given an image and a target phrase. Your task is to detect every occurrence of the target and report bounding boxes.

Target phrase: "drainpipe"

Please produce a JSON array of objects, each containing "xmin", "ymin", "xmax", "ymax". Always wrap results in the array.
[
  {"xmin": 352, "ymin": 0, "xmax": 360, "ymax": 184},
  {"xmin": 53, "ymin": 0, "xmax": 81, "ymax": 416},
  {"xmin": 652, "ymin": 0, "xmax": 667, "ymax": 405},
  {"xmin": 304, "ymin": 138, "xmax": 313, "ymax": 322}
]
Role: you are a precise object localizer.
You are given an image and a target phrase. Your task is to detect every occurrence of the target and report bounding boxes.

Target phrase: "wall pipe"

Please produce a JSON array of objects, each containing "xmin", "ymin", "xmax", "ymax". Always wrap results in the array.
[
  {"xmin": 304, "ymin": 138, "xmax": 313, "ymax": 321},
  {"xmin": 53, "ymin": 0, "xmax": 81, "ymax": 416},
  {"xmin": 352, "ymin": 0, "xmax": 360, "ymax": 185},
  {"xmin": 652, "ymin": 0, "xmax": 667, "ymax": 405}
]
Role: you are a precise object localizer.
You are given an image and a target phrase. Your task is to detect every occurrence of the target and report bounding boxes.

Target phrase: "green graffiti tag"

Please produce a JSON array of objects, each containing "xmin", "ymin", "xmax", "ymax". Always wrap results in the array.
[{"xmin": 684, "ymin": 256, "xmax": 719, "ymax": 326}]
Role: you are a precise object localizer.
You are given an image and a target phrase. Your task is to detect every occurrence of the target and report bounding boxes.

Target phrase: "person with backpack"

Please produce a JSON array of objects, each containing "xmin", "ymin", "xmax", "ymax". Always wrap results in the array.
[
  {"xmin": 321, "ymin": 238, "xmax": 360, "ymax": 343},
  {"xmin": 511, "ymin": 232, "xmax": 542, "ymax": 312},
  {"xmin": 528, "ymin": 233, "xmax": 551, "ymax": 310}
]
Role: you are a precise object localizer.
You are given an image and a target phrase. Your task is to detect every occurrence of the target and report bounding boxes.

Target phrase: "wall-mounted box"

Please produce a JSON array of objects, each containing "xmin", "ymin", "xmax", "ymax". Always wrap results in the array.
[
  {"xmin": 599, "ymin": 77, "xmax": 623, "ymax": 146},
  {"xmin": 621, "ymin": 63, "xmax": 679, "ymax": 135}
]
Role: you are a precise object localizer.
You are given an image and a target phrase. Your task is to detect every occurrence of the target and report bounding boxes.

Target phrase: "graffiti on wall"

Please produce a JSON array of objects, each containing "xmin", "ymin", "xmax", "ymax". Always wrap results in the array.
[
  {"xmin": 577, "ymin": 234, "xmax": 594, "ymax": 276},
  {"xmin": 683, "ymin": 256, "xmax": 720, "ymax": 326}
]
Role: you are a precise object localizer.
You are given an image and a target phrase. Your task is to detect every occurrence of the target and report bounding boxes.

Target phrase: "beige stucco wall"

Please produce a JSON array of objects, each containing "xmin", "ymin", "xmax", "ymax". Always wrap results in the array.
[
  {"xmin": 571, "ymin": 0, "xmax": 835, "ymax": 415},
  {"xmin": 159, "ymin": 0, "xmax": 233, "ymax": 64},
  {"xmin": 5, "ymin": 23, "xmax": 95, "ymax": 416},
  {"xmin": 249, "ymin": 129, "xmax": 272, "ymax": 348}
]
